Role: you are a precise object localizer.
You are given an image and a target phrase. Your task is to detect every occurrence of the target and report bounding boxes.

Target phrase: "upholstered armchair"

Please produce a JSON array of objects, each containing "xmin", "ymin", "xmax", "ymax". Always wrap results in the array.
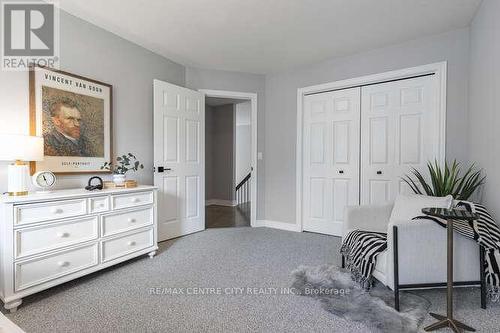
[{"xmin": 341, "ymin": 198, "xmax": 486, "ymax": 311}]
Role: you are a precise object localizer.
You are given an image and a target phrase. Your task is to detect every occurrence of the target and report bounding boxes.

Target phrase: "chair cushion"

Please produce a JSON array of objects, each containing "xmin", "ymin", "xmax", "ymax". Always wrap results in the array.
[{"xmin": 389, "ymin": 194, "xmax": 453, "ymax": 223}]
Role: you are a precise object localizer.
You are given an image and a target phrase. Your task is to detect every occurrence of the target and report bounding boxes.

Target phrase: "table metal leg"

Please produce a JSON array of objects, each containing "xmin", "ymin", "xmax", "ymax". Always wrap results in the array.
[
  {"xmin": 448, "ymin": 218, "xmax": 453, "ymax": 320},
  {"xmin": 424, "ymin": 219, "xmax": 476, "ymax": 333}
]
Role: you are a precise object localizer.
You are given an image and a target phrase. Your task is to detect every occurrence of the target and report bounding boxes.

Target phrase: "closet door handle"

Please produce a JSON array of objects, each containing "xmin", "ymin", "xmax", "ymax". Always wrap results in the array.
[{"xmin": 376, "ymin": 171, "xmax": 382, "ymax": 175}]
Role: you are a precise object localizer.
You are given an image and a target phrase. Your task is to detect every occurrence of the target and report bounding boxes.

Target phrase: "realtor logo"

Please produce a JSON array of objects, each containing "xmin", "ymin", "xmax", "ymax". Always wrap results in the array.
[{"xmin": 1, "ymin": 0, "xmax": 59, "ymax": 70}]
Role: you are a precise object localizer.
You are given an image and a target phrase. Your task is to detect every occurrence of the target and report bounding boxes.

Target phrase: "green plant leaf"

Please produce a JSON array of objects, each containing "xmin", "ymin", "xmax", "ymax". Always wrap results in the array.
[
  {"xmin": 402, "ymin": 159, "xmax": 484, "ymax": 200},
  {"xmin": 401, "ymin": 175, "xmax": 423, "ymax": 194}
]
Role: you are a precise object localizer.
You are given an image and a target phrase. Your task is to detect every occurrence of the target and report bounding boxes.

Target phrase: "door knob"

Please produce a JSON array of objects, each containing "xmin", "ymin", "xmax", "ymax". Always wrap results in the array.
[{"xmin": 376, "ymin": 171, "xmax": 382, "ymax": 175}]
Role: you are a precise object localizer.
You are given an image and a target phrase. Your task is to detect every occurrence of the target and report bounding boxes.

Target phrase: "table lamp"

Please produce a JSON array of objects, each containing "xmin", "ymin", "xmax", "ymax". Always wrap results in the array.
[{"xmin": 0, "ymin": 134, "xmax": 44, "ymax": 196}]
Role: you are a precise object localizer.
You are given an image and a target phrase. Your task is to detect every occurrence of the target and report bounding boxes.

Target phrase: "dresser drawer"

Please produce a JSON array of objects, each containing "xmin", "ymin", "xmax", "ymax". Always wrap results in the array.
[
  {"xmin": 15, "ymin": 199, "xmax": 87, "ymax": 225},
  {"xmin": 15, "ymin": 244, "xmax": 98, "ymax": 291},
  {"xmin": 15, "ymin": 217, "xmax": 98, "ymax": 258},
  {"xmin": 101, "ymin": 228, "xmax": 154, "ymax": 263},
  {"xmin": 111, "ymin": 191, "xmax": 153, "ymax": 210},
  {"xmin": 89, "ymin": 196, "xmax": 110, "ymax": 213},
  {"xmin": 101, "ymin": 207, "xmax": 153, "ymax": 237}
]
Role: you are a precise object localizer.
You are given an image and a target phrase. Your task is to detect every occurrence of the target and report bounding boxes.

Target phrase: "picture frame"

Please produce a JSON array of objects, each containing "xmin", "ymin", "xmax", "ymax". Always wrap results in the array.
[{"xmin": 29, "ymin": 65, "xmax": 113, "ymax": 174}]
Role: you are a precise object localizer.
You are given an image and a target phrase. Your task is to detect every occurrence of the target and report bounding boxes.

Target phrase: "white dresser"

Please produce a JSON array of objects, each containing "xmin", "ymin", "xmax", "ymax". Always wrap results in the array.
[{"xmin": 0, "ymin": 186, "xmax": 158, "ymax": 312}]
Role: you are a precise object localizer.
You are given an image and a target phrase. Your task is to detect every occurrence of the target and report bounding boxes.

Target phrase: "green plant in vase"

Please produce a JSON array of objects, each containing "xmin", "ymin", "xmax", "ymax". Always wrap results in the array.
[
  {"xmin": 101, "ymin": 153, "xmax": 144, "ymax": 186},
  {"xmin": 402, "ymin": 159, "xmax": 485, "ymax": 201}
]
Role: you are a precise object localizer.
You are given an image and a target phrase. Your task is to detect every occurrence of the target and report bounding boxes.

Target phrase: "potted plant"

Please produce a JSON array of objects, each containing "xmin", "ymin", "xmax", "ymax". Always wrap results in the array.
[
  {"xmin": 101, "ymin": 153, "xmax": 144, "ymax": 186},
  {"xmin": 402, "ymin": 159, "xmax": 485, "ymax": 200}
]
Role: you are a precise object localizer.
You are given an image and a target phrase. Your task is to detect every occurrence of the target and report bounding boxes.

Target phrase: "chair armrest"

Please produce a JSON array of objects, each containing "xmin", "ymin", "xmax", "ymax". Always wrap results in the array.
[{"xmin": 342, "ymin": 204, "xmax": 393, "ymax": 238}]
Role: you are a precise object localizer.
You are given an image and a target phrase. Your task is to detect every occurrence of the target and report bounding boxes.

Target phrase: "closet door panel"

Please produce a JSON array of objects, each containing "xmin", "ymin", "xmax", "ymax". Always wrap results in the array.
[
  {"xmin": 303, "ymin": 87, "xmax": 360, "ymax": 236},
  {"xmin": 360, "ymin": 75, "xmax": 439, "ymax": 205},
  {"xmin": 310, "ymin": 123, "xmax": 326, "ymax": 165},
  {"xmin": 333, "ymin": 179, "xmax": 349, "ymax": 221},
  {"xmin": 309, "ymin": 177, "xmax": 327, "ymax": 219},
  {"xmin": 399, "ymin": 114, "xmax": 421, "ymax": 164},
  {"xmin": 369, "ymin": 117, "xmax": 389, "ymax": 164},
  {"xmin": 369, "ymin": 180, "xmax": 390, "ymax": 205}
]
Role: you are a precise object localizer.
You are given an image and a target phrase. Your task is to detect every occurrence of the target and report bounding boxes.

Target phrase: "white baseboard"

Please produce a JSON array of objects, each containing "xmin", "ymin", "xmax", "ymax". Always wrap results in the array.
[
  {"xmin": 205, "ymin": 199, "xmax": 237, "ymax": 207},
  {"xmin": 255, "ymin": 219, "xmax": 301, "ymax": 232},
  {"xmin": 0, "ymin": 312, "xmax": 24, "ymax": 332}
]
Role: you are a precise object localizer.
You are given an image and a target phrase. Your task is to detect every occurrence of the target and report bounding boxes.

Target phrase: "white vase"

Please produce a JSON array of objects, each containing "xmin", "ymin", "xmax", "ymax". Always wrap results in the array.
[{"xmin": 113, "ymin": 174, "xmax": 126, "ymax": 186}]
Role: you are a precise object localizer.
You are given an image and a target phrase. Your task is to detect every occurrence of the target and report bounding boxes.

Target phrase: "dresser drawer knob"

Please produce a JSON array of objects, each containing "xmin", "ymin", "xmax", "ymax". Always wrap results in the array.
[
  {"xmin": 128, "ymin": 218, "xmax": 136, "ymax": 223},
  {"xmin": 127, "ymin": 241, "xmax": 136, "ymax": 246},
  {"xmin": 56, "ymin": 232, "xmax": 70, "ymax": 238},
  {"xmin": 131, "ymin": 198, "xmax": 140, "ymax": 203},
  {"xmin": 51, "ymin": 208, "xmax": 63, "ymax": 214},
  {"xmin": 57, "ymin": 261, "xmax": 70, "ymax": 267}
]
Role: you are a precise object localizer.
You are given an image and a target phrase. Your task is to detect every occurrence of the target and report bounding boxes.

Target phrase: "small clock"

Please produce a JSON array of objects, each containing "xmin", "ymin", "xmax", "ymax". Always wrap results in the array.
[{"xmin": 32, "ymin": 171, "xmax": 57, "ymax": 192}]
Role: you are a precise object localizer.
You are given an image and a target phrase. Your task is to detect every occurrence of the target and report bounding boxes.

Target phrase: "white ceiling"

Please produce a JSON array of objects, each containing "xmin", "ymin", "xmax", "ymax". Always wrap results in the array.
[{"xmin": 59, "ymin": 0, "xmax": 481, "ymax": 74}]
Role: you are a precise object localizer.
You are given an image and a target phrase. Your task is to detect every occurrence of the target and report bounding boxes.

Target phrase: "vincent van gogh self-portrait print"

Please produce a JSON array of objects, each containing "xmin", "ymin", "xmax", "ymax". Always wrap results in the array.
[
  {"xmin": 30, "ymin": 66, "xmax": 112, "ymax": 173},
  {"xmin": 42, "ymin": 87, "xmax": 105, "ymax": 158}
]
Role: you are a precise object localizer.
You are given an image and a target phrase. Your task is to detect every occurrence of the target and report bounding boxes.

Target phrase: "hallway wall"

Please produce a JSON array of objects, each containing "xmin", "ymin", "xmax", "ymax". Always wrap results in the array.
[{"xmin": 205, "ymin": 104, "xmax": 235, "ymax": 202}]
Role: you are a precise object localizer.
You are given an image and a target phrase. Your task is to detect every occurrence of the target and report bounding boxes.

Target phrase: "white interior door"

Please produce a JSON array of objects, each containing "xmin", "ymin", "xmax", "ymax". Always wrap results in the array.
[
  {"xmin": 360, "ymin": 75, "xmax": 440, "ymax": 205},
  {"xmin": 302, "ymin": 87, "xmax": 360, "ymax": 236},
  {"xmin": 153, "ymin": 80, "xmax": 205, "ymax": 241}
]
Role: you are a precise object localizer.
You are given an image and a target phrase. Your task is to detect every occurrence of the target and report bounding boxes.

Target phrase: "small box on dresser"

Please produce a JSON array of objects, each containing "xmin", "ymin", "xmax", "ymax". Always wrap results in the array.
[{"xmin": 0, "ymin": 186, "xmax": 158, "ymax": 312}]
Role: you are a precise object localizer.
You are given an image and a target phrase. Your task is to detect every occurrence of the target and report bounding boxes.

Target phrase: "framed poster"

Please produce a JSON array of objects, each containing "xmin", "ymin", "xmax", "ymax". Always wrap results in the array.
[{"xmin": 29, "ymin": 66, "xmax": 112, "ymax": 174}]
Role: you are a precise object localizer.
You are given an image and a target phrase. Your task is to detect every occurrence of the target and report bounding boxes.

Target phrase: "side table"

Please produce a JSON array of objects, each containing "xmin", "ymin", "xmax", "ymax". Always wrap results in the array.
[{"xmin": 422, "ymin": 207, "xmax": 478, "ymax": 333}]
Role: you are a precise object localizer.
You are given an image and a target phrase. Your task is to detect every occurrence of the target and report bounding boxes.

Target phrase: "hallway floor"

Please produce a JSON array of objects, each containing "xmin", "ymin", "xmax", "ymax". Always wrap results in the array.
[{"xmin": 205, "ymin": 203, "xmax": 250, "ymax": 228}]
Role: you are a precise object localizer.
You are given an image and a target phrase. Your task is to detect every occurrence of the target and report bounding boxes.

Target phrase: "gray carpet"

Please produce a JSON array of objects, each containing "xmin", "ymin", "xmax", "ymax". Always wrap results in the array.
[{"xmin": 3, "ymin": 227, "xmax": 500, "ymax": 332}]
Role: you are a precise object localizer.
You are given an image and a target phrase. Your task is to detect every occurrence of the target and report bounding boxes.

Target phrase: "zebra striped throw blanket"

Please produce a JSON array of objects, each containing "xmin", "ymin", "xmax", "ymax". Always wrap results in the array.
[
  {"xmin": 340, "ymin": 201, "xmax": 500, "ymax": 301},
  {"xmin": 415, "ymin": 201, "xmax": 500, "ymax": 302},
  {"xmin": 340, "ymin": 230, "xmax": 387, "ymax": 289}
]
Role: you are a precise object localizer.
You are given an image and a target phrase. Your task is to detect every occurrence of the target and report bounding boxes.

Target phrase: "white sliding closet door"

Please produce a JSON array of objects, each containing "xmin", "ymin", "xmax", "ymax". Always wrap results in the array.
[
  {"xmin": 360, "ymin": 75, "xmax": 440, "ymax": 205},
  {"xmin": 302, "ymin": 87, "xmax": 360, "ymax": 236}
]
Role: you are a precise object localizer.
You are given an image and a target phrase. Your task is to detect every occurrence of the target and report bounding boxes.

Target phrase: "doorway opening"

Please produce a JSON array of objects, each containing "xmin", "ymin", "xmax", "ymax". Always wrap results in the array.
[{"xmin": 201, "ymin": 90, "xmax": 257, "ymax": 229}]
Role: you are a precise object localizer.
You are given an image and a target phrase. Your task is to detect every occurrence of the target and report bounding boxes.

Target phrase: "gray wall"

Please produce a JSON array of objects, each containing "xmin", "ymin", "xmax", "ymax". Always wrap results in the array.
[
  {"xmin": 205, "ymin": 104, "xmax": 235, "ymax": 201},
  {"xmin": 468, "ymin": 0, "xmax": 500, "ymax": 218},
  {"xmin": 205, "ymin": 105, "xmax": 214, "ymax": 199},
  {"xmin": 264, "ymin": 28, "xmax": 470, "ymax": 224},
  {"xmin": 235, "ymin": 101, "xmax": 252, "ymax": 185},
  {"xmin": 0, "ymin": 10, "xmax": 185, "ymax": 190},
  {"xmin": 186, "ymin": 67, "xmax": 266, "ymax": 218}
]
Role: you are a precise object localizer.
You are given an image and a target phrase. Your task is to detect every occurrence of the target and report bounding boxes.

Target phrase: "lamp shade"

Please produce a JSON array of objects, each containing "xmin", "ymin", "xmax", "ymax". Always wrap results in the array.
[{"xmin": 0, "ymin": 134, "xmax": 44, "ymax": 161}]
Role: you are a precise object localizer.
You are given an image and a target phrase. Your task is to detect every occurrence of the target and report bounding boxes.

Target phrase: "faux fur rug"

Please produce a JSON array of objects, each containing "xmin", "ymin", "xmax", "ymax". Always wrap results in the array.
[{"xmin": 291, "ymin": 265, "xmax": 430, "ymax": 333}]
